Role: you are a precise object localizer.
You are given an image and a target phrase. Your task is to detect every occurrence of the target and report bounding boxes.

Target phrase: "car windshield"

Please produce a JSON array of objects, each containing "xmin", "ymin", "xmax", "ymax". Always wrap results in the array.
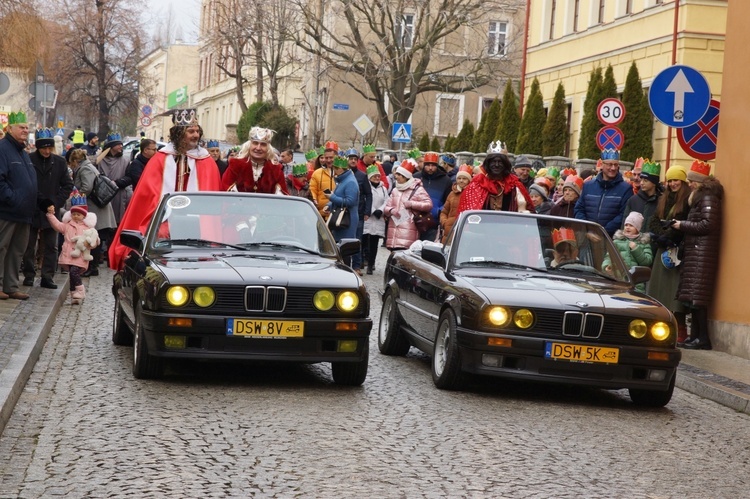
[
  {"xmin": 450, "ymin": 212, "xmax": 630, "ymax": 283},
  {"xmin": 149, "ymin": 193, "xmax": 338, "ymax": 257}
]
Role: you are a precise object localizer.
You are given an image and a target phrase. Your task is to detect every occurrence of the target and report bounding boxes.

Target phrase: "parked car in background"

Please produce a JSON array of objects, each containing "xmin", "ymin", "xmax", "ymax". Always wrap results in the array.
[
  {"xmin": 112, "ymin": 192, "xmax": 372, "ymax": 385},
  {"xmin": 379, "ymin": 210, "xmax": 681, "ymax": 407}
]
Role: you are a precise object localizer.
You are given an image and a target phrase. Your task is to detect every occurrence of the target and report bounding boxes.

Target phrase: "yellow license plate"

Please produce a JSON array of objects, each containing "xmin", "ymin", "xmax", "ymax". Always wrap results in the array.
[
  {"xmin": 545, "ymin": 342, "xmax": 619, "ymax": 364},
  {"xmin": 227, "ymin": 319, "xmax": 304, "ymax": 338}
]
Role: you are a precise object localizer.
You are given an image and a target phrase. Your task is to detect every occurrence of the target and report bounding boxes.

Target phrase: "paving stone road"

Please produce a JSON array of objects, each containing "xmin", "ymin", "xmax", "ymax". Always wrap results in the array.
[{"xmin": 1, "ymin": 248, "xmax": 748, "ymax": 497}]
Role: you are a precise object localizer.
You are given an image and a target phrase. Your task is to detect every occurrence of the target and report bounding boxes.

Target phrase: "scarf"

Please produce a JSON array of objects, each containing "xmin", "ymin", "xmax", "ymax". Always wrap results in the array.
[{"xmin": 395, "ymin": 177, "xmax": 415, "ymax": 191}]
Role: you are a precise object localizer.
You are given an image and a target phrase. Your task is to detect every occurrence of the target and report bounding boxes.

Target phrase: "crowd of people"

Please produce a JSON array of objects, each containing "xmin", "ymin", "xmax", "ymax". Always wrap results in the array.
[{"xmin": 0, "ymin": 109, "xmax": 722, "ymax": 349}]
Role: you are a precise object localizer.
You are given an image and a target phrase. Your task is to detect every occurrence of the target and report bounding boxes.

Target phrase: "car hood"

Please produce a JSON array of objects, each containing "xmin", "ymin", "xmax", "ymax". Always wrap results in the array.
[
  {"xmin": 153, "ymin": 253, "xmax": 356, "ymax": 287},
  {"xmin": 460, "ymin": 272, "xmax": 664, "ymax": 314}
]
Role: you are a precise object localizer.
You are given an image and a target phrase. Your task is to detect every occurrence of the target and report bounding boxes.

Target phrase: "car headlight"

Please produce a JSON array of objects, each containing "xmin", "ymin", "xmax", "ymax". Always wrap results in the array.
[
  {"xmin": 337, "ymin": 291, "xmax": 359, "ymax": 312},
  {"xmin": 650, "ymin": 321, "xmax": 671, "ymax": 341},
  {"xmin": 629, "ymin": 319, "xmax": 647, "ymax": 339},
  {"xmin": 193, "ymin": 286, "xmax": 215, "ymax": 307},
  {"xmin": 166, "ymin": 286, "xmax": 190, "ymax": 307},
  {"xmin": 313, "ymin": 290, "xmax": 335, "ymax": 311},
  {"xmin": 514, "ymin": 309, "xmax": 534, "ymax": 329},
  {"xmin": 487, "ymin": 306, "xmax": 511, "ymax": 327}
]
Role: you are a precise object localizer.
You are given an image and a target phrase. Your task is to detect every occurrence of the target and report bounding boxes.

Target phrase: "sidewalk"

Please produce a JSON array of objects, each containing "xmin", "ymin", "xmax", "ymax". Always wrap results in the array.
[{"xmin": 0, "ymin": 275, "xmax": 748, "ymax": 437}]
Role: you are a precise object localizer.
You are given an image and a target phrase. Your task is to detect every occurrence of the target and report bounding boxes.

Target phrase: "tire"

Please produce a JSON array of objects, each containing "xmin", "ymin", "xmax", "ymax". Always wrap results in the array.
[
  {"xmin": 378, "ymin": 291, "xmax": 410, "ymax": 356},
  {"xmin": 629, "ymin": 371, "xmax": 676, "ymax": 408},
  {"xmin": 132, "ymin": 303, "xmax": 163, "ymax": 379},
  {"xmin": 331, "ymin": 341, "xmax": 369, "ymax": 386},
  {"xmin": 112, "ymin": 295, "xmax": 134, "ymax": 346},
  {"xmin": 432, "ymin": 309, "xmax": 464, "ymax": 390}
]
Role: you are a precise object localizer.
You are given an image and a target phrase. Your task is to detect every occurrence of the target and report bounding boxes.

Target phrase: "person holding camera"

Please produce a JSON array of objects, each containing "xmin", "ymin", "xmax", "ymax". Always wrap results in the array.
[{"xmin": 645, "ymin": 165, "xmax": 691, "ymax": 344}]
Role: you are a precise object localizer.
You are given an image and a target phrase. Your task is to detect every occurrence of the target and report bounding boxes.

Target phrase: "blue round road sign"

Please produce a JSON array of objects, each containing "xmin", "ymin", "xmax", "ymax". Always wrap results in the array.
[
  {"xmin": 649, "ymin": 65, "xmax": 711, "ymax": 128},
  {"xmin": 677, "ymin": 99, "xmax": 720, "ymax": 161},
  {"xmin": 596, "ymin": 125, "xmax": 625, "ymax": 151}
]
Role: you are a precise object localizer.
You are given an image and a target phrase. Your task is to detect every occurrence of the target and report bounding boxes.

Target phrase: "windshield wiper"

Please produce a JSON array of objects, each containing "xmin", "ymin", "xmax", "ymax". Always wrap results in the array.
[
  {"xmin": 458, "ymin": 260, "xmax": 546, "ymax": 272},
  {"xmin": 240, "ymin": 242, "xmax": 321, "ymax": 256},
  {"xmin": 550, "ymin": 264, "xmax": 619, "ymax": 281},
  {"xmin": 165, "ymin": 238, "xmax": 247, "ymax": 251}
]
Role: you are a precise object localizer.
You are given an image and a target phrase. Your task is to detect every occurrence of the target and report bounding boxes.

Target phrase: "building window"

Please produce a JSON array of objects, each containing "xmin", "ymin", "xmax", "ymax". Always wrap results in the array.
[
  {"xmin": 573, "ymin": 0, "xmax": 580, "ymax": 32},
  {"xmin": 434, "ymin": 93, "xmax": 465, "ymax": 137},
  {"xmin": 549, "ymin": 0, "xmax": 557, "ymax": 39},
  {"xmin": 398, "ymin": 14, "xmax": 415, "ymax": 49},
  {"xmin": 488, "ymin": 21, "xmax": 508, "ymax": 56},
  {"xmin": 626, "ymin": 0, "xmax": 632, "ymax": 14},
  {"xmin": 598, "ymin": 0, "xmax": 605, "ymax": 24}
]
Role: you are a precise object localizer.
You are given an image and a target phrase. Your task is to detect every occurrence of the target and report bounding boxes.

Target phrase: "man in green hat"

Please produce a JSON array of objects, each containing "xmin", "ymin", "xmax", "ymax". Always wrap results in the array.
[
  {"xmin": 356, "ymin": 144, "xmax": 389, "ymax": 190},
  {"xmin": 624, "ymin": 160, "xmax": 662, "ymax": 228},
  {"xmin": 0, "ymin": 111, "xmax": 37, "ymax": 300},
  {"xmin": 286, "ymin": 163, "xmax": 311, "ymax": 198}
]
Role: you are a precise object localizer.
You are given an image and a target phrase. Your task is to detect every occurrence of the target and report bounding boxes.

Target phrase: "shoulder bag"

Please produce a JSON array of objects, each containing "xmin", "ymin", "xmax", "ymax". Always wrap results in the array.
[
  {"xmin": 90, "ymin": 166, "xmax": 119, "ymax": 208},
  {"xmin": 407, "ymin": 185, "xmax": 437, "ymax": 233},
  {"xmin": 327, "ymin": 206, "xmax": 351, "ymax": 230}
]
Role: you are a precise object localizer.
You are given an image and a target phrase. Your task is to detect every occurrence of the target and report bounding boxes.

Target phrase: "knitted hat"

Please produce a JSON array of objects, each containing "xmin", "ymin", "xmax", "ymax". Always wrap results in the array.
[
  {"xmin": 624, "ymin": 212, "xmax": 644, "ymax": 232},
  {"xmin": 563, "ymin": 175, "xmax": 583, "ymax": 196},
  {"xmin": 456, "ymin": 164, "xmax": 473, "ymax": 181},
  {"xmin": 423, "ymin": 151, "xmax": 439, "ymax": 165},
  {"xmin": 640, "ymin": 161, "xmax": 661, "ymax": 184},
  {"xmin": 687, "ymin": 160, "xmax": 711, "ymax": 182},
  {"xmin": 665, "ymin": 165, "xmax": 687, "ymax": 182},
  {"xmin": 395, "ymin": 159, "xmax": 416, "ymax": 179},
  {"xmin": 366, "ymin": 164, "xmax": 380, "ymax": 178},
  {"xmin": 86, "ymin": 132, "xmax": 98, "ymax": 142},
  {"xmin": 35, "ymin": 128, "xmax": 55, "ymax": 148},
  {"xmin": 536, "ymin": 167, "xmax": 548, "ymax": 179},
  {"xmin": 69, "ymin": 188, "xmax": 88, "ymax": 215},
  {"xmin": 514, "ymin": 155, "xmax": 532, "ymax": 168},
  {"xmin": 528, "ymin": 183, "xmax": 548, "ymax": 200}
]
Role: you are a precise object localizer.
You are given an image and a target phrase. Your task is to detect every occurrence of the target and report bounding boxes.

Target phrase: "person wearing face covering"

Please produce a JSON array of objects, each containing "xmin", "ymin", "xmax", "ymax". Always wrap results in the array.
[{"xmin": 456, "ymin": 142, "xmax": 533, "ymax": 215}]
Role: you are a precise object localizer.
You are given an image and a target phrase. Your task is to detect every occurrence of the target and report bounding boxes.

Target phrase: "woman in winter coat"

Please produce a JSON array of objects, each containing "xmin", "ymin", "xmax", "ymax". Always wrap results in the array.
[
  {"xmin": 673, "ymin": 162, "xmax": 723, "ymax": 350},
  {"xmin": 549, "ymin": 175, "xmax": 583, "ymax": 219},
  {"xmin": 324, "ymin": 156, "xmax": 359, "ymax": 243},
  {"xmin": 383, "ymin": 160, "xmax": 433, "ymax": 251},
  {"xmin": 68, "ymin": 149, "xmax": 117, "ymax": 277},
  {"xmin": 362, "ymin": 165, "xmax": 388, "ymax": 274},
  {"xmin": 646, "ymin": 165, "xmax": 691, "ymax": 343},
  {"xmin": 440, "ymin": 165, "xmax": 472, "ymax": 243}
]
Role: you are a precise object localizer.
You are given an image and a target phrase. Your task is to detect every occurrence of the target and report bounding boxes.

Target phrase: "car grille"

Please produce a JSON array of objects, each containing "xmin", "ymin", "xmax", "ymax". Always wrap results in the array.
[{"xmin": 159, "ymin": 285, "xmax": 367, "ymax": 317}]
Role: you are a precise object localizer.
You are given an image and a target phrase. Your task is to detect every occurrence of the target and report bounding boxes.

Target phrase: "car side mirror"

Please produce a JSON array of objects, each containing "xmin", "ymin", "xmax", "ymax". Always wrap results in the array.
[
  {"xmin": 338, "ymin": 238, "xmax": 361, "ymax": 259},
  {"xmin": 120, "ymin": 230, "xmax": 145, "ymax": 253},
  {"xmin": 629, "ymin": 265, "xmax": 651, "ymax": 285},
  {"xmin": 422, "ymin": 243, "xmax": 446, "ymax": 267}
]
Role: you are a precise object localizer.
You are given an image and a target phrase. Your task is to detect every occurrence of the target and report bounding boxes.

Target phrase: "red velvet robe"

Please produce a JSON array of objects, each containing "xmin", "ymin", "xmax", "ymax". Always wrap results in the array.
[{"xmin": 220, "ymin": 157, "xmax": 289, "ymax": 194}]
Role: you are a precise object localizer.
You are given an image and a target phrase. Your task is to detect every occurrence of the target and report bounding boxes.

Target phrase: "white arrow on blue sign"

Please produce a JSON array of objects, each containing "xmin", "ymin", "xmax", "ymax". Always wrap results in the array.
[
  {"xmin": 392, "ymin": 122, "xmax": 412, "ymax": 143},
  {"xmin": 648, "ymin": 65, "xmax": 711, "ymax": 128}
]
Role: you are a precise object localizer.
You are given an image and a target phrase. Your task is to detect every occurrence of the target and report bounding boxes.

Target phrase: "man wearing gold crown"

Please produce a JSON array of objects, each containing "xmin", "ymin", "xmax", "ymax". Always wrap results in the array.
[
  {"xmin": 457, "ymin": 142, "xmax": 533, "ymax": 215},
  {"xmin": 220, "ymin": 126, "xmax": 288, "ymax": 195},
  {"xmin": 108, "ymin": 108, "xmax": 221, "ymax": 270},
  {"xmin": 0, "ymin": 112, "xmax": 37, "ymax": 299}
]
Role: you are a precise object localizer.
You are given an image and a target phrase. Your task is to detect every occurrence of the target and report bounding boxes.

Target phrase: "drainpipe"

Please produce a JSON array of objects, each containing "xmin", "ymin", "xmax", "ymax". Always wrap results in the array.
[
  {"xmin": 519, "ymin": 0, "xmax": 532, "ymax": 116},
  {"xmin": 664, "ymin": 0, "xmax": 681, "ymax": 170}
]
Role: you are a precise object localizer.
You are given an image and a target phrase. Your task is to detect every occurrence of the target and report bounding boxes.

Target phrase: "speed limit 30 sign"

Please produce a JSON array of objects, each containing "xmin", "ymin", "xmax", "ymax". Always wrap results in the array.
[{"xmin": 597, "ymin": 98, "xmax": 625, "ymax": 126}]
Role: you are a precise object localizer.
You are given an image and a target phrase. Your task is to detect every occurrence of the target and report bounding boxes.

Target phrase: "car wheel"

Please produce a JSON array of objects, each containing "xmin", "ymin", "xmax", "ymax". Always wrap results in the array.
[
  {"xmin": 331, "ymin": 341, "xmax": 369, "ymax": 386},
  {"xmin": 132, "ymin": 303, "xmax": 163, "ymax": 379},
  {"xmin": 378, "ymin": 290, "xmax": 410, "ymax": 356},
  {"xmin": 432, "ymin": 309, "xmax": 464, "ymax": 390},
  {"xmin": 628, "ymin": 371, "xmax": 675, "ymax": 408},
  {"xmin": 112, "ymin": 295, "xmax": 133, "ymax": 346}
]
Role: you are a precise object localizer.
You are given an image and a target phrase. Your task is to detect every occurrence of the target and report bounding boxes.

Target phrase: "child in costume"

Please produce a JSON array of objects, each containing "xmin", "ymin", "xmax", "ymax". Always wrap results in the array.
[{"xmin": 46, "ymin": 190, "xmax": 99, "ymax": 304}]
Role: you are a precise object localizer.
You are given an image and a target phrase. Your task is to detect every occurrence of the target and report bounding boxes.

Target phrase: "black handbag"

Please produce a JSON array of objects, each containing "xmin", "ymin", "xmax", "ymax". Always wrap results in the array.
[
  {"xmin": 407, "ymin": 185, "xmax": 437, "ymax": 233},
  {"xmin": 327, "ymin": 206, "xmax": 351, "ymax": 229},
  {"xmin": 90, "ymin": 171, "xmax": 119, "ymax": 208}
]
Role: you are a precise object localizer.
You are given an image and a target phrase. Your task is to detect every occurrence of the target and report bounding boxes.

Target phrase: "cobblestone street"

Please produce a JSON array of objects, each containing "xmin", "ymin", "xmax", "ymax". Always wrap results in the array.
[{"xmin": 0, "ymin": 248, "xmax": 748, "ymax": 497}]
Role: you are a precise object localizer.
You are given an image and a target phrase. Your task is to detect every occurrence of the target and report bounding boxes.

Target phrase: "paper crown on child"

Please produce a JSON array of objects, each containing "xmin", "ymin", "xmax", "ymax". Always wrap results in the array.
[
  {"xmin": 206, "ymin": 139, "xmax": 220, "ymax": 148},
  {"xmin": 332, "ymin": 156, "xmax": 348, "ymax": 168},
  {"xmin": 601, "ymin": 148, "xmax": 620, "ymax": 161},
  {"xmin": 292, "ymin": 164, "xmax": 308, "ymax": 177},
  {"xmin": 688, "ymin": 160, "xmax": 711, "ymax": 182},
  {"xmin": 362, "ymin": 144, "xmax": 376, "ymax": 154},
  {"xmin": 552, "ymin": 227, "xmax": 577, "ymax": 248},
  {"xmin": 324, "ymin": 140, "xmax": 339, "ymax": 152},
  {"xmin": 407, "ymin": 148, "xmax": 421, "ymax": 159},
  {"xmin": 8, "ymin": 111, "xmax": 27, "ymax": 125},
  {"xmin": 305, "ymin": 149, "xmax": 319, "ymax": 161},
  {"xmin": 366, "ymin": 164, "xmax": 380, "ymax": 178},
  {"xmin": 70, "ymin": 188, "xmax": 88, "ymax": 215}
]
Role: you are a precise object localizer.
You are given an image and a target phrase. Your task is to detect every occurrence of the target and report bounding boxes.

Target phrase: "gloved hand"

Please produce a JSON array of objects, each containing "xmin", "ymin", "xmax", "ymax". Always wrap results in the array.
[
  {"xmin": 656, "ymin": 235, "xmax": 673, "ymax": 248},
  {"xmin": 372, "ymin": 209, "xmax": 383, "ymax": 219}
]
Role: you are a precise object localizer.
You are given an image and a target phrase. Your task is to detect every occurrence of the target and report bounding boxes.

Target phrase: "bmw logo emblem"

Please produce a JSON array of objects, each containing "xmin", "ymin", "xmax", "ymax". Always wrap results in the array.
[
  {"xmin": 259, "ymin": 275, "xmax": 272, "ymax": 280},
  {"xmin": 576, "ymin": 301, "xmax": 589, "ymax": 308}
]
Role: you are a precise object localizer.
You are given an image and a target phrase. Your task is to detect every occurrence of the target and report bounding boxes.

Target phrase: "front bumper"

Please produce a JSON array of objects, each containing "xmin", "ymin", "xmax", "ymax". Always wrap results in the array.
[
  {"xmin": 140, "ymin": 310, "xmax": 372, "ymax": 363},
  {"xmin": 455, "ymin": 326, "xmax": 681, "ymax": 392}
]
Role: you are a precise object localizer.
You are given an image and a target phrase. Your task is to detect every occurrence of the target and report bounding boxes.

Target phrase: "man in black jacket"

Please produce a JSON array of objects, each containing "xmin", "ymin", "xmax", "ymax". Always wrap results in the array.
[{"xmin": 23, "ymin": 129, "xmax": 74, "ymax": 289}]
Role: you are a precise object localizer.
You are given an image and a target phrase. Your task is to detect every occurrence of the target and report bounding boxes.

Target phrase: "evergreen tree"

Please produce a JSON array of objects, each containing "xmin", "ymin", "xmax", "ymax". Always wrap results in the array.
[
  {"xmin": 454, "ymin": 119, "xmax": 475, "ymax": 151},
  {"xmin": 430, "ymin": 136, "xmax": 441, "ymax": 151},
  {"xmin": 444, "ymin": 133, "xmax": 455, "ymax": 152},
  {"xmin": 418, "ymin": 132, "xmax": 431, "ymax": 151},
  {"xmin": 478, "ymin": 98, "xmax": 502, "ymax": 152},
  {"xmin": 577, "ymin": 67, "xmax": 603, "ymax": 160},
  {"xmin": 542, "ymin": 82, "xmax": 569, "ymax": 157},
  {"xmin": 496, "ymin": 80, "xmax": 521, "ymax": 152},
  {"xmin": 515, "ymin": 78, "xmax": 545, "ymax": 155},
  {"xmin": 472, "ymin": 110, "xmax": 487, "ymax": 152},
  {"xmin": 600, "ymin": 64, "xmax": 618, "ymax": 100},
  {"xmin": 637, "ymin": 90, "xmax": 654, "ymax": 160},
  {"xmin": 620, "ymin": 62, "xmax": 654, "ymax": 162}
]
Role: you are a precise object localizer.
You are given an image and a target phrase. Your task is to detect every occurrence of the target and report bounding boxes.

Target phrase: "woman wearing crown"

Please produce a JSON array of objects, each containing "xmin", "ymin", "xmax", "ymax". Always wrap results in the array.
[
  {"xmin": 457, "ymin": 142, "xmax": 533, "ymax": 215},
  {"xmin": 220, "ymin": 127, "xmax": 288, "ymax": 195}
]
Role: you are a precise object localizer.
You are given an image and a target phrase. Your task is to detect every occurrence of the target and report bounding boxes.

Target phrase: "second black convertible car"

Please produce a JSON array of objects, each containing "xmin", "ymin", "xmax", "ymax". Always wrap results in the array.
[
  {"xmin": 379, "ymin": 211, "xmax": 681, "ymax": 406},
  {"xmin": 112, "ymin": 192, "xmax": 372, "ymax": 385}
]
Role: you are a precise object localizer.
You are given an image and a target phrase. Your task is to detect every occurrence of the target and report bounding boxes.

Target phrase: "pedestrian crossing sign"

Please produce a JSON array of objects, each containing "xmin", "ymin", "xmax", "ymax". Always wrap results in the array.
[
  {"xmin": 55, "ymin": 128, "xmax": 65, "ymax": 136},
  {"xmin": 392, "ymin": 122, "xmax": 412, "ymax": 143}
]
